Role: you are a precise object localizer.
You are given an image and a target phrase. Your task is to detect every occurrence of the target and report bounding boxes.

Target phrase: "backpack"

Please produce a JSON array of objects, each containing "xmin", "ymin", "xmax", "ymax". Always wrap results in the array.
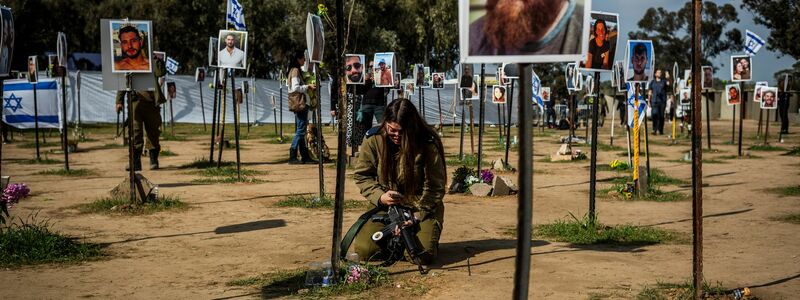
[{"xmin": 287, "ymin": 68, "xmax": 307, "ymax": 112}]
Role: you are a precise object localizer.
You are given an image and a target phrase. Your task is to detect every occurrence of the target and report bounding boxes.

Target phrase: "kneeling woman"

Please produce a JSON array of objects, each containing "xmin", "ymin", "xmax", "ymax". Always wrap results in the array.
[{"xmin": 351, "ymin": 98, "xmax": 446, "ymax": 265}]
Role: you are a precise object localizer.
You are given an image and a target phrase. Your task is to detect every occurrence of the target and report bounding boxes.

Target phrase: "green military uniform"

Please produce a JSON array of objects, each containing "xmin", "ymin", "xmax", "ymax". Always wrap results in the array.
[
  {"xmin": 116, "ymin": 90, "xmax": 163, "ymax": 169},
  {"xmin": 350, "ymin": 133, "xmax": 447, "ymax": 264}
]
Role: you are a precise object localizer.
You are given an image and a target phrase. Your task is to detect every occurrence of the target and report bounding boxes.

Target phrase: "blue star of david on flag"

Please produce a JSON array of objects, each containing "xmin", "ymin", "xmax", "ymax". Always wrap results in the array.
[
  {"xmin": 3, "ymin": 93, "xmax": 22, "ymax": 113},
  {"xmin": 227, "ymin": 0, "xmax": 247, "ymax": 31},
  {"xmin": 745, "ymin": 30, "xmax": 765, "ymax": 56}
]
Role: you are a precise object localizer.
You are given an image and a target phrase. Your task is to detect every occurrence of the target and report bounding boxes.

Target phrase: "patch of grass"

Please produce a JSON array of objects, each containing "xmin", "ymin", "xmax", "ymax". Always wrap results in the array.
[
  {"xmin": 445, "ymin": 154, "xmax": 488, "ymax": 167},
  {"xmin": 35, "ymin": 168, "xmax": 98, "ymax": 177},
  {"xmin": 771, "ymin": 213, "xmax": 800, "ymax": 224},
  {"xmin": 261, "ymin": 136, "xmax": 291, "ymax": 144},
  {"xmin": 76, "ymin": 194, "xmax": 187, "ymax": 215},
  {"xmin": 615, "ymin": 151, "xmax": 664, "ymax": 158},
  {"xmin": 9, "ymin": 158, "xmax": 63, "ymax": 165},
  {"xmin": 717, "ymin": 154, "xmax": 762, "ymax": 160},
  {"xmin": 533, "ymin": 215, "xmax": 687, "ymax": 245},
  {"xmin": 275, "ymin": 194, "xmax": 369, "ymax": 210},
  {"xmin": 16, "ymin": 141, "xmax": 61, "ymax": 149},
  {"xmin": 0, "ymin": 217, "xmax": 104, "ymax": 266},
  {"xmin": 601, "ymin": 184, "xmax": 688, "ymax": 202},
  {"xmin": 159, "ymin": 149, "xmax": 178, "ymax": 157},
  {"xmin": 538, "ymin": 155, "xmax": 588, "ymax": 163},
  {"xmin": 102, "ymin": 142, "xmax": 127, "ymax": 149},
  {"xmin": 596, "ymin": 143, "xmax": 626, "ymax": 152},
  {"xmin": 749, "ymin": 144, "xmax": 787, "ymax": 152},
  {"xmin": 160, "ymin": 133, "xmax": 186, "ymax": 141},
  {"xmin": 188, "ymin": 166, "xmax": 265, "ymax": 177},
  {"xmin": 649, "ymin": 169, "xmax": 688, "ymax": 185},
  {"xmin": 636, "ymin": 280, "xmax": 755, "ymax": 300},
  {"xmin": 228, "ymin": 265, "xmax": 389, "ymax": 299},
  {"xmin": 782, "ymin": 147, "xmax": 800, "ymax": 156},
  {"xmin": 178, "ymin": 158, "xmax": 235, "ymax": 169},
  {"xmin": 765, "ymin": 185, "xmax": 800, "ymax": 197}
]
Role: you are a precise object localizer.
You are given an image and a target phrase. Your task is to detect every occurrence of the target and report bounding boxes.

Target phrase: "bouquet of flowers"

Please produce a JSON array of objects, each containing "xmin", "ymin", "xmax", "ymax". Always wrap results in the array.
[
  {"xmin": 609, "ymin": 159, "xmax": 629, "ymax": 171},
  {"xmin": 345, "ymin": 264, "xmax": 370, "ymax": 284},
  {"xmin": 1, "ymin": 183, "xmax": 30, "ymax": 224}
]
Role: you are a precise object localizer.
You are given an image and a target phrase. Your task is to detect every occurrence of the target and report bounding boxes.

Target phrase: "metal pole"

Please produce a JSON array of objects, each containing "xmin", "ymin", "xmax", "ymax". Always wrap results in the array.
[
  {"xmin": 706, "ymin": 92, "xmax": 712, "ymax": 150},
  {"xmin": 315, "ymin": 66, "xmax": 324, "ymax": 198},
  {"xmin": 505, "ymin": 78, "xmax": 514, "ymax": 166},
  {"xmin": 331, "ymin": 0, "xmax": 346, "ymax": 281},
  {"xmin": 76, "ymin": 70, "xmax": 82, "ymax": 130},
  {"xmin": 199, "ymin": 82, "xmax": 207, "ymax": 131},
  {"xmin": 738, "ymin": 90, "xmax": 746, "ymax": 156},
  {"xmin": 459, "ymin": 91, "xmax": 466, "ymax": 159},
  {"xmin": 477, "ymin": 68, "xmax": 486, "ymax": 172},
  {"xmin": 512, "ymin": 63, "xmax": 532, "ymax": 300},
  {"xmin": 731, "ymin": 105, "xmax": 736, "ymax": 144},
  {"xmin": 279, "ymin": 85, "xmax": 284, "ymax": 142},
  {"xmin": 610, "ymin": 93, "xmax": 616, "ymax": 146},
  {"xmin": 644, "ymin": 113, "xmax": 651, "ymax": 178},
  {"xmin": 33, "ymin": 84, "xmax": 41, "ymax": 160},
  {"xmin": 497, "ymin": 102, "xmax": 503, "ymax": 142},
  {"xmin": 217, "ymin": 72, "xmax": 228, "ymax": 167},
  {"xmin": 690, "ymin": 1, "xmax": 705, "ymax": 298},
  {"xmin": 209, "ymin": 69, "xmax": 220, "ymax": 163},
  {"xmin": 231, "ymin": 71, "xmax": 241, "ymax": 180},
  {"xmin": 272, "ymin": 95, "xmax": 278, "ymax": 136},
  {"xmin": 589, "ymin": 73, "xmax": 600, "ymax": 222},
  {"xmin": 437, "ymin": 89, "xmax": 443, "ymax": 133},
  {"xmin": 245, "ymin": 81, "xmax": 251, "ymax": 133},
  {"xmin": 60, "ymin": 68, "xmax": 69, "ymax": 170},
  {"xmin": 125, "ymin": 75, "xmax": 136, "ymax": 203},
  {"xmin": 633, "ymin": 84, "xmax": 641, "ymax": 193},
  {"xmin": 763, "ymin": 110, "xmax": 770, "ymax": 145},
  {"xmin": 757, "ymin": 109, "xmax": 763, "ymax": 138}
]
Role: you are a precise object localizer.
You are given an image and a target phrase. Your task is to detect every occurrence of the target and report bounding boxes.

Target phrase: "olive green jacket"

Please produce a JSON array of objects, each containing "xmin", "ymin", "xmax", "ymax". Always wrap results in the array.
[{"xmin": 353, "ymin": 134, "xmax": 446, "ymax": 221}]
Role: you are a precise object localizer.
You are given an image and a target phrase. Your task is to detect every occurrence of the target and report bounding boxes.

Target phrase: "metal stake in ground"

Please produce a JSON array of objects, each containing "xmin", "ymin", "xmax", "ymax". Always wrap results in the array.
[
  {"xmin": 513, "ymin": 63, "xmax": 533, "ymax": 299},
  {"xmin": 217, "ymin": 72, "xmax": 229, "ymax": 168},
  {"xmin": 706, "ymin": 91, "xmax": 712, "ymax": 150},
  {"xmin": 244, "ymin": 80, "xmax": 251, "ymax": 133},
  {"xmin": 272, "ymin": 94, "xmax": 278, "ymax": 136},
  {"xmin": 459, "ymin": 90, "xmax": 466, "ymax": 160},
  {"xmin": 690, "ymin": 1, "xmax": 705, "ymax": 297},
  {"xmin": 731, "ymin": 105, "xmax": 736, "ymax": 144},
  {"xmin": 610, "ymin": 91, "xmax": 617, "ymax": 146},
  {"xmin": 199, "ymin": 80, "xmax": 207, "ymax": 131},
  {"xmin": 209, "ymin": 69, "xmax": 220, "ymax": 163},
  {"xmin": 505, "ymin": 78, "xmax": 515, "ymax": 167},
  {"xmin": 230, "ymin": 70, "xmax": 242, "ymax": 180},
  {"xmin": 279, "ymin": 84, "xmax": 284, "ymax": 142},
  {"xmin": 738, "ymin": 90, "xmax": 746, "ymax": 156},
  {"xmin": 60, "ymin": 66, "xmax": 69, "ymax": 170},
  {"xmin": 589, "ymin": 72, "xmax": 600, "ymax": 222},
  {"xmin": 437, "ymin": 88, "xmax": 443, "ymax": 134},
  {"xmin": 315, "ymin": 67, "xmax": 325, "ymax": 198},
  {"xmin": 633, "ymin": 83, "xmax": 641, "ymax": 195},
  {"xmin": 477, "ymin": 65, "xmax": 486, "ymax": 173},
  {"xmin": 32, "ymin": 82, "xmax": 41, "ymax": 160},
  {"xmin": 330, "ymin": 1, "xmax": 346, "ymax": 279},
  {"xmin": 763, "ymin": 109, "xmax": 770, "ymax": 145}
]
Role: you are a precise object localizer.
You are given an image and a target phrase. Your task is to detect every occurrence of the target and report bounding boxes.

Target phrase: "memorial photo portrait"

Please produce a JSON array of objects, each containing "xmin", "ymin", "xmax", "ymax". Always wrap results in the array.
[
  {"xmin": 492, "ymin": 85, "xmax": 506, "ymax": 104},
  {"xmin": 759, "ymin": 87, "xmax": 777, "ymax": 109},
  {"xmin": 624, "ymin": 40, "xmax": 654, "ymax": 83},
  {"xmin": 542, "ymin": 87, "xmax": 551, "ymax": 102},
  {"xmin": 459, "ymin": 0, "xmax": 589, "ymax": 63},
  {"xmin": 702, "ymin": 66, "xmax": 713, "ymax": 89},
  {"xmin": 110, "ymin": 20, "xmax": 152, "ymax": 73},
  {"xmin": 27, "ymin": 55, "xmax": 37, "ymax": 83},
  {"xmin": 414, "ymin": 64, "xmax": 425, "ymax": 87},
  {"xmin": 565, "ymin": 63, "xmax": 577, "ymax": 91},
  {"xmin": 167, "ymin": 82, "xmax": 176, "ymax": 99},
  {"xmin": 615, "ymin": 60, "xmax": 625, "ymax": 92},
  {"xmin": 0, "ymin": 7, "xmax": 14, "ymax": 77},
  {"xmin": 579, "ymin": 11, "xmax": 618, "ymax": 71},
  {"xmin": 730, "ymin": 55, "xmax": 751, "ymax": 82},
  {"xmin": 195, "ymin": 67, "xmax": 205, "ymax": 82},
  {"xmin": 725, "ymin": 84, "xmax": 740, "ymax": 106},
  {"xmin": 432, "ymin": 72, "xmax": 444, "ymax": 89},
  {"xmin": 754, "ymin": 81, "xmax": 767, "ymax": 102},
  {"xmin": 423, "ymin": 67, "xmax": 432, "ymax": 88},
  {"xmin": 373, "ymin": 52, "xmax": 395, "ymax": 87},
  {"xmin": 345, "ymin": 54, "xmax": 365, "ymax": 85},
  {"xmin": 208, "ymin": 37, "xmax": 218, "ymax": 67},
  {"xmin": 460, "ymin": 63, "xmax": 474, "ymax": 88},
  {"xmin": 394, "ymin": 72, "xmax": 401, "ymax": 89},
  {"xmin": 217, "ymin": 30, "xmax": 247, "ymax": 69},
  {"xmin": 306, "ymin": 13, "xmax": 324, "ymax": 63}
]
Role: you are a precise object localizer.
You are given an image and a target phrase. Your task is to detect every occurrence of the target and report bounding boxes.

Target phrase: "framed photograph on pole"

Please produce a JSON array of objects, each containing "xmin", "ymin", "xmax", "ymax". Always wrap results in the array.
[
  {"xmin": 730, "ymin": 55, "xmax": 751, "ymax": 82},
  {"xmin": 579, "ymin": 11, "xmax": 619, "ymax": 72},
  {"xmin": 725, "ymin": 84, "xmax": 740, "ymax": 106},
  {"xmin": 753, "ymin": 81, "xmax": 768, "ymax": 102},
  {"xmin": 27, "ymin": 55, "xmax": 38, "ymax": 83},
  {"xmin": 306, "ymin": 13, "xmax": 324, "ymax": 63},
  {"xmin": 195, "ymin": 67, "xmax": 206, "ymax": 82},
  {"xmin": 344, "ymin": 54, "xmax": 365, "ymax": 85},
  {"xmin": 217, "ymin": 30, "xmax": 247, "ymax": 69},
  {"xmin": 373, "ymin": 52, "xmax": 395, "ymax": 87},
  {"xmin": 459, "ymin": 63, "xmax": 474, "ymax": 88},
  {"xmin": 458, "ymin": 0, "xmax": 591, "ymax": 63},
  {"xmin": 701, "ymin": 66, "xmax": 713, "ymax": 89},
  {"xmin": 615, "ymin": 60, "xmax": 626, "ymax": 92},
  {"xmin": 759, "ymin": 87, "xmax": 778, "ymax": 109},
  {"xmin": 0, "ymin": 7, "xmax": 15, "ymax": 77},
  {"xmin": 565, "ymin": 63, "xmax": 578, "ymax": 91},
  {"xmin": 491, "ymin": 85, "xmax": 506, "ymax": 104},
  {"xmin": 624, "ymin": 40, "xmax": 654, "ymax": 83},
  {"xmin": 432, "ymin": 72, "xmax": 444, "ymax": 89},
  {"xmin": 109, "ymin": 20, "xmax": 152, "ymax": 73}
]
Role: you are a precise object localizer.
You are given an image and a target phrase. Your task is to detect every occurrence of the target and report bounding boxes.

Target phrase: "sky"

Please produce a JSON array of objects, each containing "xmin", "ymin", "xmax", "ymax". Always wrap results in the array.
[{"xmin": 593, "ymin": 0, "xmax": 795, "ymax": 85}]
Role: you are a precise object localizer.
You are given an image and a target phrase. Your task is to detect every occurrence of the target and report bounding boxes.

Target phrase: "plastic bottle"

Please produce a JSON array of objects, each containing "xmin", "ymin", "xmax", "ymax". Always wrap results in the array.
[
  {"xmin": 732, "ymin": 287, "xmax": 750, "ymax": 300},
  {"xmin": 320, "ymin": 261, "xmax": 333, "ymax": 287},
  {"xmin": 151, "ymin": 186, "xmax": 159, "ymax": 202},
  {"xmin": 304, "ymin": 261, "xmax": 322, "ymax": 286}
]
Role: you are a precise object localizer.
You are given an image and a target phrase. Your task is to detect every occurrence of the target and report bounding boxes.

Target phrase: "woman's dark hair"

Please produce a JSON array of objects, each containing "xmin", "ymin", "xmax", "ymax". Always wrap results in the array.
[
  {"xmin": 378, "ymin": 98, "xmax": 446, "ymax": 195},
  {"xmin": 286, "ymin": 50, "xmax": 305, "ymax": 77},
  {"xmin": 593, "ymin": 19, "xmax": 608, "ymax": 35}
]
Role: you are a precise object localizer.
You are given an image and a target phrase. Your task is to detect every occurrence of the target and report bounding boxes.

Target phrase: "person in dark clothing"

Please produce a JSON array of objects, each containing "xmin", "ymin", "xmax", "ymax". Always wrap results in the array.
[
  {"xmin": 778, "ymin": 90, "xmax": 790, "ymax": 134},
  {"xmin": 358, "ymin": 64, "xmax": 387, "ymax": 129},
  {"xmin": 648, "ymin": 70, "xmax": 667, "ymax": 135}
]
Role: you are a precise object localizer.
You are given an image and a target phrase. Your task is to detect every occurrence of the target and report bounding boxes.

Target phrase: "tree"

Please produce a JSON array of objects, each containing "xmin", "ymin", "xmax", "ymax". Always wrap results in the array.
[
  {"xmin": 628, "ymin": 2, "xmax": 742, "ymax": 72},
  {"xmin": 741, "ymin": 0, "xmax": 800, "ymax": 60}
]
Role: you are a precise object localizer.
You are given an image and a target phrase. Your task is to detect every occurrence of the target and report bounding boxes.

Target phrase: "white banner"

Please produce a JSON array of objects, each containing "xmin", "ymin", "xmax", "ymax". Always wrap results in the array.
[{"xmin": 3, "ymin": 79, "xmax": 62, "ymax": 129}]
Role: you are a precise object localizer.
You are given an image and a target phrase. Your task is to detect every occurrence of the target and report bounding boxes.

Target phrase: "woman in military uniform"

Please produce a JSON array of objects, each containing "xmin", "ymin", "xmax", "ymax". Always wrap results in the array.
[{"xmin": 350, "ymin": 98, "xmax": 447, "ymax": 265}]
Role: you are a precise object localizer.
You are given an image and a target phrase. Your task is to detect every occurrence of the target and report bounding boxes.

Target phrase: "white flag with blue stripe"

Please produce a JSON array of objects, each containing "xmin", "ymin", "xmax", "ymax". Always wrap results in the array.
[
  {"xmin": 227, "ymin": 0, "xmax": 247, "ymax": 31},
  {"xmin": 626, "ymin": 83, "xmax": 647, "ymax": 128},
  {"xmin": 166, "ymin": 57, "xmax": 179, "ymax": 75},
  {"xmin": 532, "ymin": 70, "xmax": 543, "ymax": 107},
  {"xmin": 2, "ymin": 79, "xmax": 62, "ymax": 129},
  {"xmin": 745, "ymin": 30, "xmax": 765, "ymax": 56}
]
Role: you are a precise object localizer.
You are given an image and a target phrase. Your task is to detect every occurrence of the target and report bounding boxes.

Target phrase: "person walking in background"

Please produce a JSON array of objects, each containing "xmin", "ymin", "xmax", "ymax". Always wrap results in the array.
[{"xmin": 287, "ymin": 50, "xmax": 317, "ymax": 164}]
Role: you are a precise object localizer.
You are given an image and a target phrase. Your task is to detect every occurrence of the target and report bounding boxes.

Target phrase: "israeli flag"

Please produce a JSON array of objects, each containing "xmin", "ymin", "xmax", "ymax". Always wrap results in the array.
[
  {"xmin": 626, "ymin": 83, "xmax": 647, "ymax": 128},
  {"xmin": 2, "ymin": 79, "xmax": 62, "ymax": 130},
  {"xmin": 745, "ymin": 30, "xmax": 765, "ymax": 56},
  {"xmin": 166, "ymin": 57, "xmax": 179, "ymax": 75},
  {"xmin": 227, "ymin": 0, "xmax": 247, "ymax": 31},
  {"xmin": 532, "ymin": 70, "xmax": 543, "ymax": 107}
]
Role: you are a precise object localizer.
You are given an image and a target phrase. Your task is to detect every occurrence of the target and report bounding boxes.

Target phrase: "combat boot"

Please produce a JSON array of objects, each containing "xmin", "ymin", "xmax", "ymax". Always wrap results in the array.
[
  {"xmin": 126, "ymin": 149, "xmax": 143, "ymax": 172},
  {"xmin": 149, "ymin": 147, "xmax": 160, "ymax": 170},
  {"xmin": 288, "ymin": 148, "xmax": 302, "ymax": 164}
]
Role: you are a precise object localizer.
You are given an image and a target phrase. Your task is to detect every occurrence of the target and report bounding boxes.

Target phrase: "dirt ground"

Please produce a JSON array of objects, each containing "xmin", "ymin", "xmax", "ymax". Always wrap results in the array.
[{"xmin": 1, "ymin": 116, "xmax": 798, "ymax": 299}]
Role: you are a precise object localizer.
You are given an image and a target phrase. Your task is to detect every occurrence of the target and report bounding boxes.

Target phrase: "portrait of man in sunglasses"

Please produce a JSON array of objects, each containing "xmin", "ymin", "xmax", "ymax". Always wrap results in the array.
[{"xmin": 345, "ymin": 54, "xmax": 364, "ymax": 84}]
